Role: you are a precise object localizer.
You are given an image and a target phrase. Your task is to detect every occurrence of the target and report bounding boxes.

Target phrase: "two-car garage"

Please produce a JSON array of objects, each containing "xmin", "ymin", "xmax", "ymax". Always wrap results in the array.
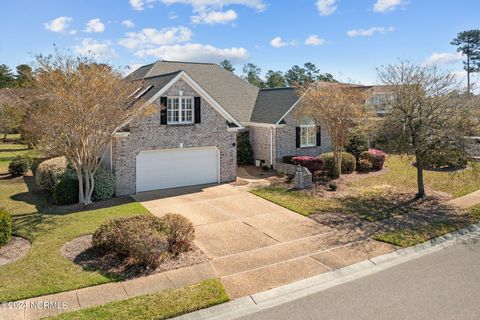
[{"xmin": 135, "ymin": 147, "xmax": 220, "ymax": 193}]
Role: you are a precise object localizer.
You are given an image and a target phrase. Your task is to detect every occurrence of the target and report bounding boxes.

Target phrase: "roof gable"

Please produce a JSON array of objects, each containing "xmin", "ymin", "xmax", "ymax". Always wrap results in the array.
[
  {"xmin": 127, "ymin": 61, "xmax": 259, "ymax": 123},
  {"xmin": 250, "ymin": 88, "xmax": 300, "ymax": 124}
]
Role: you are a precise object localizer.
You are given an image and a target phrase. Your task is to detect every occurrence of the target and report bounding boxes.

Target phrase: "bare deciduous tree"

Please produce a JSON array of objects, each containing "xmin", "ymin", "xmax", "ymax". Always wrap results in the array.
[
  {"xmin": 296, "ymin": 82, "xmax": 367, "ymax": 178},
  {"xmin": 30, "ymin": 53, "xmax": 146, "ymax": 205},
  {"xmin": 377, "ymin": 61, "xmax": 477, "ymax": 197},
  {"xmin": 0, "ymin": 88, "xmax": 28, "ymax": 140}
]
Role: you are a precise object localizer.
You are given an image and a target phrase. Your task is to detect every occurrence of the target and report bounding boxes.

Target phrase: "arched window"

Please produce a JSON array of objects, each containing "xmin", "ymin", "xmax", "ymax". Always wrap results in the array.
[{"xmin": 300, "ymin": 117, "xmax": 317, "ymax": 147}]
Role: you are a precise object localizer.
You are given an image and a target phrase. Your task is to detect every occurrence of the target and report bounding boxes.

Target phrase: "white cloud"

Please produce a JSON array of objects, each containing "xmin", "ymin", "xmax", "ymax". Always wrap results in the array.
[
  {"xmin": 75, "ymin": 39, "xmax": 118, "ymax": 59},
  {"xmin": 347, "ymin": 26, "xmax": 395, "ymax": 37},
  {"xmin": 119, "ymin": 26, "xmax": 192, "ymax": 49},
  {"xmin": 373, "ymin": 0, "xmax": 407, "ymax": 13},
  {"xmin": 160, "ymin": 0, "xmax": 265, "ymax": 11},
  {"xmin": 424, "ymin": 52, "xmax": 463, "ymax": 66},
  {"xmin": 84, "ymin": 18, "xmax": 105, "ymax": 33},
  {"xmin": 270, "ymin": 36, "xmax": 296, "ymax": 48},
  {"xmin": 168, "ymin": 11, "xmax": 179, "ymax": 19},
  {"xmin": 305, "ymin": 35, "xmax": 326, "ymax": 46},
  {"xmin": 122, "ymin": 19, "xmax": 135, "ymax": 28},
  {"xmin": 316, "ymin": 0, "xmax": 337, "ymax": 16},
  {"xmin": 130, "ymin": 0, "xmax": 265, "ymax": 11},
  {"xmin": 134, "ymin": 43, "xmax": 249, "ymax": 63},
  {"xmin": 44, "ymin": 16, "xmax": 73, "ymax": 33},
  {"xmin": 191, "ymin": 9, "xmax": 237, "ymax": 24}
]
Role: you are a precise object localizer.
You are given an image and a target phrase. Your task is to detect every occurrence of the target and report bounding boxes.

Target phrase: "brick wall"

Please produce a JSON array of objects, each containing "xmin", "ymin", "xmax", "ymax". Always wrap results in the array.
[{"xmin": 113, "ymin": 79, "xmax": 237, "ymax": 195}]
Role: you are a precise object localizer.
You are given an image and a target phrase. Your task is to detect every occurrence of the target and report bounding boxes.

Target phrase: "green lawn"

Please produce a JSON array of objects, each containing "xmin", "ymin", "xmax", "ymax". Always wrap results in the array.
[
  {"xmin": 374, "ymin": 206, "xmax": 480, "ymax": 247},
  {"xmin": 252, "ymin": 155, "xmax": 480, "ymax": 220},
  {"xmin": 0, "ymin": 141, "xmax": 36, "ymax": 174},
  {"xmin": 0, "ymin": 139, "xmax": 149, "ymax": 302},
  {"xmin": 48, "ymin": 279, "xmax": 229, "ymax": 320},
  {"xmin": 349, "ymin": 155, "xmax": 480, "ymax": 198}
]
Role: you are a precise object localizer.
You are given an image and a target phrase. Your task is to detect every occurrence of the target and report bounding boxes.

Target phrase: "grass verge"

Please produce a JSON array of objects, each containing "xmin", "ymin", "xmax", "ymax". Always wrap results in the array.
[
  {"xmin": 374, "ymin": 206, "xmax": 480, "ymax": 247},
  {"xmin": 47, "ymin": 279, "xmax": 229, "ymax": 320}
]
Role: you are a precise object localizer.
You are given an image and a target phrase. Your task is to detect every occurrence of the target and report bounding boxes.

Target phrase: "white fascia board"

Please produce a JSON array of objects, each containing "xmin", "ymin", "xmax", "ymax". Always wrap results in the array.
[{"xmin": 242, "ymin": 122, "xmax": 285, "ymax": 128}]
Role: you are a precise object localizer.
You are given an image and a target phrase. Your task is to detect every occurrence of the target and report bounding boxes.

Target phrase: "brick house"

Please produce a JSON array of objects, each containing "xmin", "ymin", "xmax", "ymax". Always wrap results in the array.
[{"xmin": 107, "ymin": 60, "xmax": 337, "ymax": 195}]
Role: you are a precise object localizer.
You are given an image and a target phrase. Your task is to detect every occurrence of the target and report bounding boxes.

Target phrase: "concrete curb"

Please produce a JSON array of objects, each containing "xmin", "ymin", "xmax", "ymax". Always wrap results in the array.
[{"xmin": 174, "ymin": 222, "xmax": 480, "ymax": 320}]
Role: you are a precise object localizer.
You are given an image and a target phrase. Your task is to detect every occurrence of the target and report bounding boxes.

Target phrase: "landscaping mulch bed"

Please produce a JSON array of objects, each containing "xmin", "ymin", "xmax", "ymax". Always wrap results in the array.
[
  {"xmin": 61, "ymin": 235, "xmax": 209, "ymax": 279},
  {"xmin": 0, "ymin": 236, "xmax": 31, "ymax": 266}
]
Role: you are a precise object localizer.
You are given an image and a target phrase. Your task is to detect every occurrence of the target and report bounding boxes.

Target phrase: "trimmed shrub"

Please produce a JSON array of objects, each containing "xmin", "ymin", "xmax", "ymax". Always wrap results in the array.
[
  {"xmin": 357, "ymin": 159, "xmax": 373, "ymax": 173},
  {"xmin": 162, "ymin": 213, "xmax": 195, "ymax": 255},
  {"xmin": 93, "ymin": 215, "xmax": 170, "ymax": 268},
  {"xmin": 423, "ymin": 146, "xmax": 468, "ymax": 169},
  {"xmin": 321, "ymin": 152, "xmax": 356, "ymax": 177},
  {"xmin": 0, "ymin": 209, "xmax": 12, "ymax": 247},
  {"xmin": 8, "ymin": 155, "xmax": 32, "ymax": 176},
  {"xmin": 237, "ymin": 131, "xmax": 254, "ymax": 165},
  {"xmin": 93, "ymin": 167, "xmax": 116, "ymax": 201},
  {"xmin": 31, "ymin": 157, "xmax": 49, "ymax": 176},
  {"xmin": 35, "ymin": 157, "xmax": 69, "ymax": 192},
  {"xmin": 346, "ymin": 132, "xmax": 369, "ymax": 160},
  {"xmin": 328, "ymin": 182, "xmax": 337, "ymax": 191},
  {"xmin": 292, "ymin": 156, "xmax": 324, "ymax": 174},
  {"xmin": 53, "ymin": 174, "xmax": 79, "ymax": 205},
  {"xmin": 360, "ymin": 149, "xmax": 387, "ymax": 171},
  {"xmin": 282, "ymin": 155, "xmax": 295, "ymax": 164}
]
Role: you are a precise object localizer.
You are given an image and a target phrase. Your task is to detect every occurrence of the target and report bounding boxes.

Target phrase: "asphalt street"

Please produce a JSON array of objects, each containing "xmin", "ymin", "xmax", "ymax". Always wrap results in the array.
[{"xmin": 238, "ymin": 235, "xmax": 480, "ymax": 320}]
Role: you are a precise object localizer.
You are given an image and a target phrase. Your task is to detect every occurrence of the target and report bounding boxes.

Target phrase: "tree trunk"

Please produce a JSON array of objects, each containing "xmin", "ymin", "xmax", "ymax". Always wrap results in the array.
[
  {"xmin": 83, "ymin": 171, "xmax": 93, "ymax": 205},
  {"xmin": 333, "ymin": 148, "xmax": 342, "ymax": 178},
  {"xmin": 467, "ymin": 53, "xmax": 471, "ymax": 94},
  {"xmin": 415, "ymin": 156, "xmax": 426, "ymax": 198},
  {"xmin": 2, "ymin": 132, "xmax": 7, "ymax": 141},
  {"xmin": 77, "ymin": 168, "xmax": 85, "ymax": 204}
]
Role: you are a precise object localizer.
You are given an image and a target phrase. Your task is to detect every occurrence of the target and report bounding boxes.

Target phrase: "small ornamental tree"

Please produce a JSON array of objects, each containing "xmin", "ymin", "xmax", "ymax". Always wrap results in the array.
[
  {"xmin": 296, "ymin": 82, "xmax": 367, "ymax": 178},
  {"xmin": 30, "ymin": 53, "xmax": 145, "ymax": 205}
]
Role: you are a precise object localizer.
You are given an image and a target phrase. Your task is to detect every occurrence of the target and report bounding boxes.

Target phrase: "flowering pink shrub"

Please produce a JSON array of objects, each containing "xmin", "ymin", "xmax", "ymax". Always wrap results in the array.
[
  {"xmin": 292, "ymin": 156, "xmax": 324, "ymax": 174},
  {"xmin": 359, "ymin": 149, "xmax": 387, "ymax": 171}
]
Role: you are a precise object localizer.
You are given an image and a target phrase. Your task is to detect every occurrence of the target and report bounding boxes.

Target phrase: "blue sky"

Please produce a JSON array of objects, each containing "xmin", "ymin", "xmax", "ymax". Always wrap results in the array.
[{"xmin": 0, "ymin": 0, "xmax": 479, "ymax": 85}]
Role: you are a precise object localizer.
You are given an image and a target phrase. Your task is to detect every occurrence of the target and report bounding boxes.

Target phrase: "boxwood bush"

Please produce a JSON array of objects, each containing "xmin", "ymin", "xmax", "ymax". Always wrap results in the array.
[
  {"xmin": 0, "ymin": 209, "xmax": 12, "ymax": 247},
  {"xmin": 93, "ymin": 167, "xmax": 116, "ymax": 201},
  {"xmin": 321, "ymin": 152, "xmax": 356, "ymax": 178},
  {"xmin": 357, "ymin": 159, "xmax": 373, "ymax": 173},
  {"xmin": 35, "ymin": 157, "xmax": 69, "ymax": 192},
  {"xmin": 8, "ymin": 155, "xmax": 32, "ymax": 176},
  {"xmin": 53, "ymin": 172, "xmax": 79, "ymax": 205},
  {"xmin": 92, "ymin": 214, "xmax": 195, "ymax": 268}
]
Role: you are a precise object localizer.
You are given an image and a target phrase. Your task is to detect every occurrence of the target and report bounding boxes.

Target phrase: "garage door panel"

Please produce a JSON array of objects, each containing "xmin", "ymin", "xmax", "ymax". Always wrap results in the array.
[{"xmin": 136, "ymin": 147, "xmax": 219, "ymax": 192}]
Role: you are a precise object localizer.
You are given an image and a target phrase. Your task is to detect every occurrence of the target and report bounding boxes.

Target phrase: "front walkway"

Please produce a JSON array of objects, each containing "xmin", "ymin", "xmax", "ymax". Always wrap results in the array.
[
  {"xmin": 448, "ymin": 189, "xmax": 480, "ymax": 209},
  {"xmin": 0, "ymin": 262, "xmax": 215, "ymax": 320}
]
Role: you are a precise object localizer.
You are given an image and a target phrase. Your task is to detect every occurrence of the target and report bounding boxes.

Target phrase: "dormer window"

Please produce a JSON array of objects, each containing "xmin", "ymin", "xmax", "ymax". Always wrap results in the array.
[{"xmin": 167, "ymin": 96, "xmax": 194, "ymax": 124}]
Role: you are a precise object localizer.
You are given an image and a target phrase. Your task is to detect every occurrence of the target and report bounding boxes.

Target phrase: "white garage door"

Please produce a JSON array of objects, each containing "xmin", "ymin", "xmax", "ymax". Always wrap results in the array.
[{"xmin": 136, "ymin": 147, "xmax": 219, "ymax": 193}]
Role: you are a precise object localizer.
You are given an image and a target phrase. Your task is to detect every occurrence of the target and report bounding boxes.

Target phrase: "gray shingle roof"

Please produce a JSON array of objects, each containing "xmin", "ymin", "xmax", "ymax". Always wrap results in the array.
[
  {"xmin": 133, "ymin": 71, "xmax": 181, "ymax": 101},
  {"xmin": 127, "ymin": 61, "xmax": 259, "ymax": 123},
  {"xmin": 250, "ymin": 88, "xmax": 300, "ymax": 124}
]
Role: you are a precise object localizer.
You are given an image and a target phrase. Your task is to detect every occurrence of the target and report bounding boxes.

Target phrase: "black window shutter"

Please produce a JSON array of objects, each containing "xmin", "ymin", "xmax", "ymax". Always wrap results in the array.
[
  {"xmin": 316, "ymin": 126, "xmax": 321, "ymax": 146},
  {"xmin": 160, "ymin": 97, "xmax": 167, "ymax": 125},
  {"xmin": 295, "ymin": 127, "xmax": 301, "ymax": 148},
  {"xmin": 194, "ymin": 97, "xmax": 201, "ymax": 124}
]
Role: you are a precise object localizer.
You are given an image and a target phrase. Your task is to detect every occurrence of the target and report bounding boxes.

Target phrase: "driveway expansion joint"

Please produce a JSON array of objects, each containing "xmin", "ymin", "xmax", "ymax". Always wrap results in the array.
[{"xmin": 173, "ymin": 221, "xmax": 480, "ymax": 320}]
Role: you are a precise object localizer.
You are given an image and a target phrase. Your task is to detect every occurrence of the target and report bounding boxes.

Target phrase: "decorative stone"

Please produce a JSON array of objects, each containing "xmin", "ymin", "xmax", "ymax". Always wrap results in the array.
[{"xmin": 294, "ymin": 165, "xmax": 312, "ymax": 189}]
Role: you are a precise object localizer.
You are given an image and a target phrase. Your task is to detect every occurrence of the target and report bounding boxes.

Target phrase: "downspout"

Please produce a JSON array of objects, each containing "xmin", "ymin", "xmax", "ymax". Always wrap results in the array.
[{"xmin": 270, "ymin": 127, "xmax": 274, "ymax": 169}]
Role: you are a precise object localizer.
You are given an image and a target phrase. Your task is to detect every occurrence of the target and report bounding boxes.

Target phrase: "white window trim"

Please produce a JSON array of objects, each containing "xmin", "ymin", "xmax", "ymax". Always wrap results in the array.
[
  {"xmin": 167, "ymin": 96, "xmax": 194, "ymax": 125},
  {"xmin": 300, "ymin": 124, "xmax": 317, "ymax": 148}
]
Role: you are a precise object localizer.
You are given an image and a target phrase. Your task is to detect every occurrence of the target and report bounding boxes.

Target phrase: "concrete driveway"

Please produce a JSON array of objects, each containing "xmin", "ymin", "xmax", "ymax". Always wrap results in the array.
[{"xmin": 134, "ymin": 184, "xmax": 395, "ymax": 298}]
